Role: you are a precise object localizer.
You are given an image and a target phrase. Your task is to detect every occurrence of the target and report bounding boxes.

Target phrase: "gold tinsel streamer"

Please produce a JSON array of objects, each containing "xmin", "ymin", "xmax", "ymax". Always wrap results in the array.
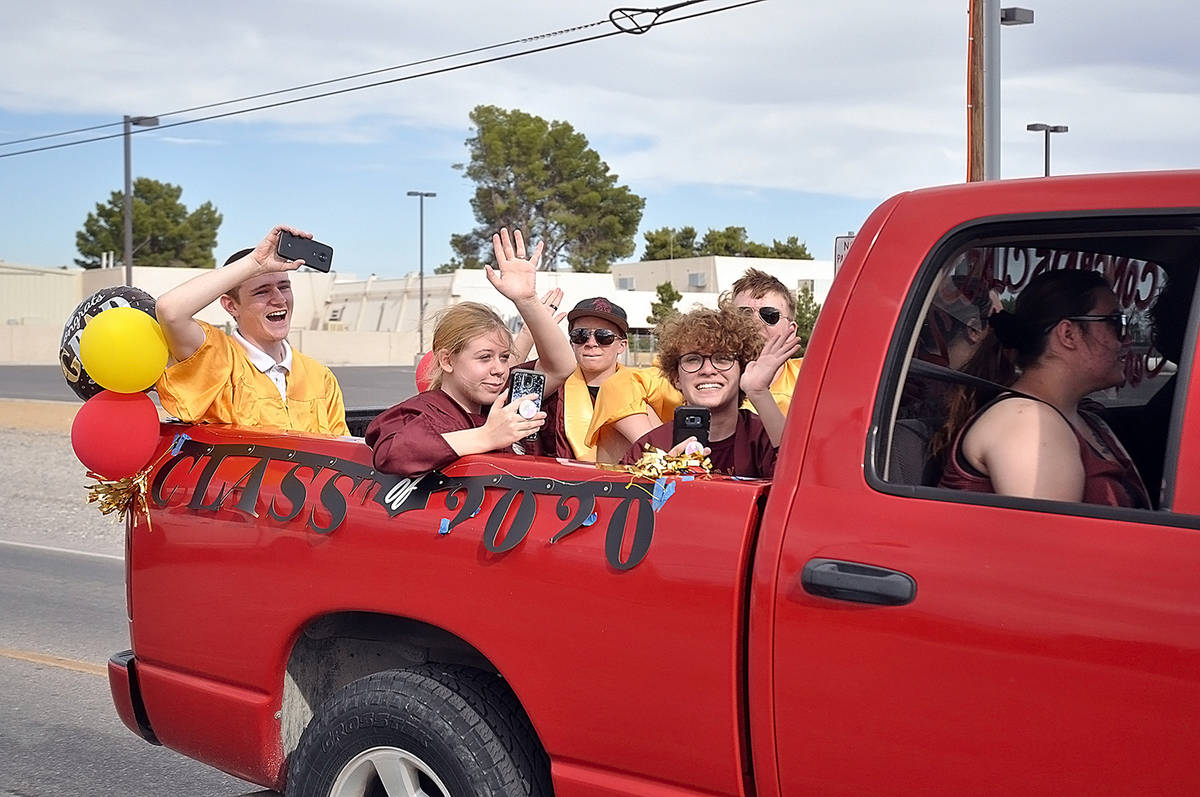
[
  {"xmin": 599, "ymin": 444, "xmax": 713, "ymax": 480},
  {"xmin": 85, "ymin": 466, "xmax": 154, "ymax": 533}
]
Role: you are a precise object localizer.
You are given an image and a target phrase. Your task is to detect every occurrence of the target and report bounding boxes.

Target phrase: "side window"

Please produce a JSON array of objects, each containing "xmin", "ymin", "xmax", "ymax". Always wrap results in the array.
[{"xmin": 876, "ymin": 219, "xmax": 1198, "ymax": 514}]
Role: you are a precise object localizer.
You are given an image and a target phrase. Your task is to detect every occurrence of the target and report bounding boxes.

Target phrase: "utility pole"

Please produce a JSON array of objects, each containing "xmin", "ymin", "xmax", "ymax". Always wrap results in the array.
[{"xmin": 967, "ymin": 0, "xmax": 985, "ymax": 181}]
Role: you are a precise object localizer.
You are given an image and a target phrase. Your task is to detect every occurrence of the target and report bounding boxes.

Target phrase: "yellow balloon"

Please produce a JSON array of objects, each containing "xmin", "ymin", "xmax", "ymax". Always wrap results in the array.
[{"xmin": 79, "ymin": 306, "xmax": 169, "ymax": 393}]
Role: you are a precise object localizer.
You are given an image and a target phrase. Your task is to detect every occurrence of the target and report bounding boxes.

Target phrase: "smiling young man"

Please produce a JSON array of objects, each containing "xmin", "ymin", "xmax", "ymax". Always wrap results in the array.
[
  {"xmin": 587, "ymin": 268, "xmax": 805, "ymax": 462},
  {"xmin": 619, "ymin": 307, "xmax": 798, "ymax": 477},
  {"xmin": 154, "ymin": 225, "xmax": 349, "ymax": 436}
]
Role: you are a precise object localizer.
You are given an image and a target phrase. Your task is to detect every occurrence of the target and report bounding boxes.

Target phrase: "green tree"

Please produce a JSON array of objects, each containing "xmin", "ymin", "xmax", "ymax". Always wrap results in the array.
[
  {"xmin": 75, "ymin": 178, "xmax": 222, "ymax": 268},
  {"xmin": 640, "ymin": 226, "xmax": 813, "ymax": 261},
  {"xmin": 450, "ymin": 105, "xmax": 645, "ymax": 273},
  {"xmin": 794, "ymin": 283, "xmax": 822, "ymax": 355},
  {"xmin": 698, "ymin": 226, "xmax": 765, "ymax": 257},
  {"xmin": 647, "ymin": 281, "xmax": 683, "ymax": 326},
  {"xmin": 641, "ymin": 225, "xmax": 699, "ymax": 260},
  {"xmin": 770, "ymin": 236, "xmax": 813, "ymax": 259}
]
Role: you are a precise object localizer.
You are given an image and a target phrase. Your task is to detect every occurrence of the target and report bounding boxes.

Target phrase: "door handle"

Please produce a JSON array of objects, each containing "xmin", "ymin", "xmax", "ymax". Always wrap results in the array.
[{"xmin": 801, "ymin": 558, "xmax": 916, "ymax": 606}]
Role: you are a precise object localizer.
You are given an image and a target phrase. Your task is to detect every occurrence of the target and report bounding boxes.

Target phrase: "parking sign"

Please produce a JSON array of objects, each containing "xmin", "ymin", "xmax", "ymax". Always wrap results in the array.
[{"xmin": 834, "ymin": 234, "xmax": 856, "ymax": 273}]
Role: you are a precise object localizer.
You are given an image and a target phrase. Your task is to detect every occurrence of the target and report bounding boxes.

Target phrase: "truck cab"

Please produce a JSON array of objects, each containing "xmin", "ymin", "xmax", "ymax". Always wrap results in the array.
[{"xmin": 754, "ymin": 171, "xmax": 1199, "ymax": 795}]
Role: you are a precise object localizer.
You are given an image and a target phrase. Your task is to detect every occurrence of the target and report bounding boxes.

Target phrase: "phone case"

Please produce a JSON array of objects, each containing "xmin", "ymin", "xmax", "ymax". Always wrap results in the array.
[
  {"xmin": 672, "ymin": 406, "xmax": 711, "ymax": 447},
  {"xmin": 276, "ymin": 231, "xmax": 334, "ymax": 272},
  {"xmin": 509, "ymin": 369, "xmax": 547, "ymax": 441}
]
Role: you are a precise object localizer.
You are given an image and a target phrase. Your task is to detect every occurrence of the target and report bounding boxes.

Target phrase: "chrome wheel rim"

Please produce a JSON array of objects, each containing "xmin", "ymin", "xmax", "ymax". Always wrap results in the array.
[{"xmin": 328, "ymin": 746, "xmax": 451, "ymax": 797}]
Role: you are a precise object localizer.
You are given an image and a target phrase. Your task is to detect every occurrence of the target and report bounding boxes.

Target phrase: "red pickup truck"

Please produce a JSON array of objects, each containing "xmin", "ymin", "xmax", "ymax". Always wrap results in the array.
[{"xmin": 109, "ymin": 172, "xmax": 1200, "ymax": 797}]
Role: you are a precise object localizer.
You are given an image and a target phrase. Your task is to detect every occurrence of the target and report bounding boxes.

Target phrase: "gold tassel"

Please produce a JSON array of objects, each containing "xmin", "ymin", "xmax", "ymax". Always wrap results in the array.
[{"xmin": 85, "ymin": 466, "xmax": 154, "ymax": 533}]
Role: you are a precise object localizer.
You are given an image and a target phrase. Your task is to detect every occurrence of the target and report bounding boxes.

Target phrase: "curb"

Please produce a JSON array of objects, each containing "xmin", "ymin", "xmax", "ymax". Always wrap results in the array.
[
  {"xmin": 1, "ymin": 398, "xmax": 172, "ymax": 433},
  {"xmin": 0, "ymin": 398, "xmax": 81, "ymax": 433}
]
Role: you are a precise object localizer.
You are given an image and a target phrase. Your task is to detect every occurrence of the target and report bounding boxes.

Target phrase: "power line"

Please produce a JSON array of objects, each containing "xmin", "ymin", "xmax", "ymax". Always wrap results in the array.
[
  {"xmin": 0, "ymin": 0, "xmax": 766, "ymax": 160},
  {"xmin": 0, "ymin": 18, "xmax": 611, "ymax": 148}
]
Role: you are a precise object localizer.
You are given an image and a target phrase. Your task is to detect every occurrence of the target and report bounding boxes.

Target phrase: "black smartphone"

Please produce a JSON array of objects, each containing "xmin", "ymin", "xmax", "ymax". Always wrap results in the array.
[
  {"xmin": 672, "ymin": 405, "xmax": 711, "ymax": 448},
  {"xmin": 276, "ymin": 231, "xmax": 333, "ymax": 272},
  {"xmin": 508, "ymin": 368, "xmax": 548, "ymax": 441}
]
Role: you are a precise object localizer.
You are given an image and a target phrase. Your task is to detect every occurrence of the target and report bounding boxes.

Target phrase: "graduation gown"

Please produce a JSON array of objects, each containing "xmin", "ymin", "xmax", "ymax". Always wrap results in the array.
[
  {"xmin": 366, "ymin": 387, "xmax": 547, "ymax": 476},
  {"xmin": 156, "ymin": 321, "xmax": 348, "ymax": 436},
  {"xmin": 621, "ymin": 408, "xmax": 778, "ymax": 478},
  {"xmin": 538, "ymin": 365, "xmax": 616, "ymax": 462}
]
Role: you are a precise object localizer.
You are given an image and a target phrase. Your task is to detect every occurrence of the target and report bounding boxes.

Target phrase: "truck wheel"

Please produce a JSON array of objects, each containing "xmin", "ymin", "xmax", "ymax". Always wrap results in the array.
[{"xmin": 287, "ymin": 665, "xmax": 551, "ymax": 797}]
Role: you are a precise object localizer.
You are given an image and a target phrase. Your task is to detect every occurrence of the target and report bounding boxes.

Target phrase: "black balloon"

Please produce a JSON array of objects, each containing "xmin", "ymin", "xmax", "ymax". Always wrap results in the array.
[{"xmin": 60, "ymin": 286, "xmax": 159, "ymax": 401}]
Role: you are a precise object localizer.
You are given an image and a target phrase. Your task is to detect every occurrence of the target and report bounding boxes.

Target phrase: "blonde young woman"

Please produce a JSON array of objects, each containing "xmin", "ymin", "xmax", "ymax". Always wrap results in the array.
[{"xmin": 367, "ymin": 230, "xmax": 575, "ymax": 476}]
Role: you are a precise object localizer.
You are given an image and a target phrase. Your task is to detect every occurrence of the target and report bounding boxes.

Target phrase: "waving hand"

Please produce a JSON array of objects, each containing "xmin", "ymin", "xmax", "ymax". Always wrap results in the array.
[{"xmin": 486, "ymin": 228, "xmax": 543, "ymax": 304}]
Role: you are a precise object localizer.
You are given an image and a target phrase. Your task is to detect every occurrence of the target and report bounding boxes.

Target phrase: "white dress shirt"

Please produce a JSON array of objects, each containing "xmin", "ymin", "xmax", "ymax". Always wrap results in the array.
[{"xmin": 232, "ymin": 329, "xmax": 293, "ymax": 402}]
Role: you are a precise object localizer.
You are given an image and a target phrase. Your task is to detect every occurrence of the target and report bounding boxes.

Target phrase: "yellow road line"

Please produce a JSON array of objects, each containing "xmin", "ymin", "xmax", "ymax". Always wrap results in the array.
[{"xmin": 0, "ymin": 647, "xmax": 106, "ymax": 677}]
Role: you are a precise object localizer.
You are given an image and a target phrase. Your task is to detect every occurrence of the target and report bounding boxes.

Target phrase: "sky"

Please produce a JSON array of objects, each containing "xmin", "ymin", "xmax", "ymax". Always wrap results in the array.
[{"xmin": 2, "ymin": 0, "xmax": 1199, "ymax": 279}]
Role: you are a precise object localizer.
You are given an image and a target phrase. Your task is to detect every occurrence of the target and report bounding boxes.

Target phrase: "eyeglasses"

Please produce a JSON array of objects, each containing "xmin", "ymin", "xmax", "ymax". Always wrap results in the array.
[
  {"xmin": 569, "ymin": 327, "xmax": 620, "ymax": 346},
  {"xmin": 737, "ymin": 306, "xmax": 784, "ymax": 326},
  {"xmin": 1066, "ymin": 313, "xmax": 1129, "ymax": 340},
  {"xmin": 679, "ymin": 352, "xmax": 737, "ymax": 373}
]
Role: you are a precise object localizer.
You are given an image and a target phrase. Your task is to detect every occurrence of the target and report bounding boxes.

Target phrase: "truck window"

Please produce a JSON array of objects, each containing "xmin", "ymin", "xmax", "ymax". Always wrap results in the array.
[{"xmin": 874, "ymin": 215, "xmax": 1199, "ymax": 515}]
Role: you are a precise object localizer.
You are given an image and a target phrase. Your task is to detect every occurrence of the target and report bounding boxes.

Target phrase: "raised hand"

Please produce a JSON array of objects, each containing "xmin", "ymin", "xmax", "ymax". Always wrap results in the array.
[
  {"xmin": 540, "ymin": 287, "xmax": 567, "ymax": 325},
  {"xmin": 511, "ymin": 287, "xmax": 567, "ymax": 362},
  {"xmin": 249, "ymin": 225, "xmax": 311, "ymax": 274},
  {"xmin": 486, "ymin": 228, "xmax": 543, "ymax": 304},
  {"xmin": 483, "ymin": 391, "xmax": 547, "ymax": 448},
  {"xmin": 741, "ymin": 320, "xmax": 802, "ymax": 396}
]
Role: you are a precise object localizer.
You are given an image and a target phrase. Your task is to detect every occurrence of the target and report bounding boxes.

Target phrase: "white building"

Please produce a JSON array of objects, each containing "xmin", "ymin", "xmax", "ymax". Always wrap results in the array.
[
  {"xmin": 322, "ymin": 255, "xmax": 832, "ymax": 364},
  {"xmin": 1, "ymin": 256, "xmax": 832, "ymax": 366}
]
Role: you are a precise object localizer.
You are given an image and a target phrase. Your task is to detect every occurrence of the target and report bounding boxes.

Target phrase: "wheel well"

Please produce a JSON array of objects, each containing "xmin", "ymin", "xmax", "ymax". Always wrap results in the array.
[{"xmin": 281, "ymin": 612, "xmax": 497, "ymax": 757}]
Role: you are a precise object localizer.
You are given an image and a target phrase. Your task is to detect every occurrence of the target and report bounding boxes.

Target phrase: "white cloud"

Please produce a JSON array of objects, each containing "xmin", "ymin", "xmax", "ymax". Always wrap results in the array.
[
  {"xmin": 3, "ymin": 0, "xmax": 1200, "ymax": 199},
  {"xmin": 158, "ymin": 136, "xmax": 223, "ymax": 146}
]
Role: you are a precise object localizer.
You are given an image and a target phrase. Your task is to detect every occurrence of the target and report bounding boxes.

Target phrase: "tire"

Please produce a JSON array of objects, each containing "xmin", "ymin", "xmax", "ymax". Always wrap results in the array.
[{"xmin": 287, "ymin": 665, "xmax": 552, "ymax": 797}]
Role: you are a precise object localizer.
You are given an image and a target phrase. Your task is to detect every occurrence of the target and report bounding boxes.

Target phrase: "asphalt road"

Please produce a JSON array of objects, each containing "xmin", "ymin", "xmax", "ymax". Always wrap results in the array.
[
  {"xmin": 0, "ymin": 542, "xmax": 273, "ymax": 797},
  {"xmin": 0, "ymin": 365, "xmax": 416, "ymax": 409}
]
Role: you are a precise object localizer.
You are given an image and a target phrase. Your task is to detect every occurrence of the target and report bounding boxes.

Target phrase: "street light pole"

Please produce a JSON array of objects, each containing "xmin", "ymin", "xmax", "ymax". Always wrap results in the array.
[
  {"xmin": 1026, "ymin": 123, "xmax": 1068, "ymax": 176},
  {"xmin": 123, "ymin": 115, "xmax": 159, "ymax": 286},
  {"xmin": 406, "ymin": 190, "xmax": 437, "ymax": 352}
]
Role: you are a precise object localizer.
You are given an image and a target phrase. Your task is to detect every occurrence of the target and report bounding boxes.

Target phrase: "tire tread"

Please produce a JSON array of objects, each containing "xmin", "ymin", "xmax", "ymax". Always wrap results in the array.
[{"xmin": 287, "ymin": 665, "xmax": 551, "ymax": 797}]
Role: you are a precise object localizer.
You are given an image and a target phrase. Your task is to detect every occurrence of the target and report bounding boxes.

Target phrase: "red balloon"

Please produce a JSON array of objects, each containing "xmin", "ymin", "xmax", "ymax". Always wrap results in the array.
[
  {"xmin": 71, "ymin": 391, "xmax": 161, "ymax": 480},
  {"xmin": 415, "ymin": 350, "xmax": 438, "ymax": 393}
]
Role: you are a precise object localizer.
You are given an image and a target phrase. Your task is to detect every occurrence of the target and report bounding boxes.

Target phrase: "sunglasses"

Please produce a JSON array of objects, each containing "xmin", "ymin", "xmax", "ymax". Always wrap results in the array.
[
  {"xmin": 1065, "ymin": 312, "xmax": 1129, "ymax": 340},
  {"xmin": 679, "ymin": 352, "xmax": 737, "ymax": 373},
  {"xmin": 737, "ymin": 306, "xmax": 784, "ymax": 326},
  {"xmin": 569, "ymin": 327, "xmax": 621, "ymax": 346}
]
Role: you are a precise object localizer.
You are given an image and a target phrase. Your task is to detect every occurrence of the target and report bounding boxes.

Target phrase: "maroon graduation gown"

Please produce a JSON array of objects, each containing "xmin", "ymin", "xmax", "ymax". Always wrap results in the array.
[
  {"xmin": 621, "ymin": 408, "xmax": 778, "ymax": 478},
  {"xmin": 366, "ymin": 387, "xmax": 548, "ymax": 476},
  {"xmin": 536, "ymin": 384, "xmax": 573, "ymax": 459}
]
